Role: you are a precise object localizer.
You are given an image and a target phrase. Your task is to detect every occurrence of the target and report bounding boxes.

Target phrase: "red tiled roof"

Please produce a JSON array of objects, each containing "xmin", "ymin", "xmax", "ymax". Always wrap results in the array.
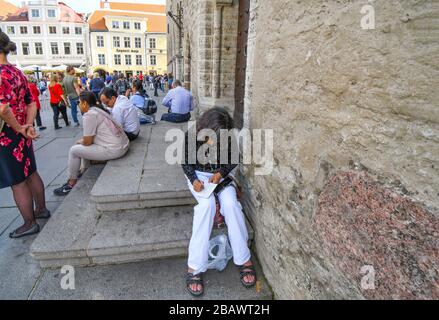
[
  {"xmin": 0, "ymin": 0, "xmax": 19, "ymax": 20},
  {"xmin": 100, "ymin": 1, "xmax": 165, "ymax": 14},
  {"xmin": 2, "ymin": 1, "xmax": 84, "ymax": 23}
]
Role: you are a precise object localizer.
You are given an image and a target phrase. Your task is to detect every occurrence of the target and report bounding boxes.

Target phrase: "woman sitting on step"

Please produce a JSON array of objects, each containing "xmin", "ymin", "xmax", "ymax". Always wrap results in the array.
[
  {"xmin": 54, "ymin": 91, "xmax": 130, "ymax": 196},
  {"xmin": 182, "ymin": 107, "xmax": 257, "ymax": 297}
]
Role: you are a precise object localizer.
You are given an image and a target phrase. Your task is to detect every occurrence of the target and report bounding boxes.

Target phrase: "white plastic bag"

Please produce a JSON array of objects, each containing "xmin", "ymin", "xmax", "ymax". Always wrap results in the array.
[{"xmin": 206, "ymin": 234, "xmax": 233, "ymax": 272}]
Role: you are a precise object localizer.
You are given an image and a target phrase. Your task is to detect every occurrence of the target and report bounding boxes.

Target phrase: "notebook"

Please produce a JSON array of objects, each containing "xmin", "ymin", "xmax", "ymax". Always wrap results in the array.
[{"xmin": 196, "ymin": 182, "xmax": 218, "ymax": 199}]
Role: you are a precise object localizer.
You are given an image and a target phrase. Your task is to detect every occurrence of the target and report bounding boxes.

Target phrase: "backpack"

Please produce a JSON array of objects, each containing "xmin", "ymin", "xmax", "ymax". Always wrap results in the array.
[{"xmin": 142, "ymin": 98, "xmax": 157, "ymax": 115}]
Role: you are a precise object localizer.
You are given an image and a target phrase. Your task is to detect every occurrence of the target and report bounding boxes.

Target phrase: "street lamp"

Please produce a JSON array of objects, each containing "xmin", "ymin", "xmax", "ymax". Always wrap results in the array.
[{"xmin": 34, "ymin": 66, "xmax": 42, "ymax": 81}]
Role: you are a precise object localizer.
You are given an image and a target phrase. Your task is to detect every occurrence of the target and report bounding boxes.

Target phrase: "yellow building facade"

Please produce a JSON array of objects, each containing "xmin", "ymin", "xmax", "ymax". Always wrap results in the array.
[{"xmin": 88, "ymin": 1, "xmax": 167, "ymax": 77}]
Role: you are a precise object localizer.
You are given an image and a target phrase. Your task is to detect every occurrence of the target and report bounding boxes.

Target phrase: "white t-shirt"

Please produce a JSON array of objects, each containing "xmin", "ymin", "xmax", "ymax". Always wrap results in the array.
[
  {"xmin": 83, "ymin": 108, "xmax": 129, "ymax": 149},
  {"xmin": 110, "ymin": 95, "xmax": 140, "ymax": 135}
]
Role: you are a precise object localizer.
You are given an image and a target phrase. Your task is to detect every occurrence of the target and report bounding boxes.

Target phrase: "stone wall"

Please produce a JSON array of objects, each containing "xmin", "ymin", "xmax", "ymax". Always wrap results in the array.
[
  {"xmin": 167, "ymin": 0, "xmax": 439, "ymax": 299},
  {"xmin": 168, "ymin": 0, "xmax": 239, "ymax": 116},
  {"xmin": 241, "ymin": 0, "xmax": 439, "ymax": 299}
]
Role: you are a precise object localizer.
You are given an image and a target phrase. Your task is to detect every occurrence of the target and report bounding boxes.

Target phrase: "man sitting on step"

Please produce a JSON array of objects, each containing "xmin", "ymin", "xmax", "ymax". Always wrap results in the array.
[
  {"xmin": 161, "ymin": 80, "xmax": 193, "ymax": 123},
  {"xmin": 100, "ymin": 87, "xmax": 141, "ymax": 141}
]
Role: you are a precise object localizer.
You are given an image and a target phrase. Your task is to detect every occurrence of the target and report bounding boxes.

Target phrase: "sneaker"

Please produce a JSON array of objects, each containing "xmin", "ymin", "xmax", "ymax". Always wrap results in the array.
[
  {"xmin": 39, "ymin": 126, "xmax": 47, "ymax": 131},
  {"xmin": 53, "ymin": 183, "xmax": 73, "ymax": 196},
  {"xmin": 55, "ymin": 126, "xmax": 62, "ymax": 130},
  {"xmin": 75, "ymin": 123, "xmax": 80, "ymax": 127}
]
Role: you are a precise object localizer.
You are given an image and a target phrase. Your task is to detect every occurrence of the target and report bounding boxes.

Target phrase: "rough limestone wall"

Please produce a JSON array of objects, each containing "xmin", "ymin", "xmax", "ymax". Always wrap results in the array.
[
  {"xmin": 180, "ymin": 0, "xmax": 201, "ymax": 111},
  {"xmin": 241, "ymin": 0, "xmax": 439, "ymax": 299}
]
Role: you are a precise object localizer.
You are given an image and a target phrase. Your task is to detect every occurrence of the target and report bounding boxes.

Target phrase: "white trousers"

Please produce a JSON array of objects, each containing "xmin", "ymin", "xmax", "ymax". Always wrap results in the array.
[
  {"xmin": 187, "ymin": 171, "xmax": 251, "ymax": 275},
  {"xmin": 68, "ymin": 144, "xmax": 128, "ymax": 179}
]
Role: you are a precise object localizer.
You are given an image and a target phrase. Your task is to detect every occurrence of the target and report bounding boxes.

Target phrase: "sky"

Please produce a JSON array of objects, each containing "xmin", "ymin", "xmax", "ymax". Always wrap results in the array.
[{"xmin": 6, "ymin": 0, "xmax": 166, "ymax": 14}]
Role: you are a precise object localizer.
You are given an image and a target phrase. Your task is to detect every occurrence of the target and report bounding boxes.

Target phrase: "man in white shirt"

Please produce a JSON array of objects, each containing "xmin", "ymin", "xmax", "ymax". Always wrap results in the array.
[
  {"xmin": 161, "ymin": 80, "xmax": 194, "ymax": 123},
  {"xmin": 100, "ymin": 87, "xmax": 140, "ymax": 141}
]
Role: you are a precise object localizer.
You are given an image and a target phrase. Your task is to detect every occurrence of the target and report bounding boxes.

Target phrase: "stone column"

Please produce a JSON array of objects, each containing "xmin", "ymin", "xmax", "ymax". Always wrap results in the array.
[{"xmin": 212, "ymin": 0, "xmax": 234, "ymax": 98}]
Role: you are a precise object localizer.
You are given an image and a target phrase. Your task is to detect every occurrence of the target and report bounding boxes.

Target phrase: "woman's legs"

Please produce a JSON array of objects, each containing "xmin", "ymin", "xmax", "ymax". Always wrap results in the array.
[
  {"xmin": 59, "ymin": 104, "xmax": 70, "ymax": 126},
  {"xmin": 218, "ymin": 186, "xmax": 255, "ymax": 285},
  {"xmin": 185, "ymin": 172, "xmax": 217, "ymax": 294},
  {"xmin": 217, "ymin": 186, "xmax": 251, "ymax": 265},
  {"xmin": 11, "ymin": 180, "xmax": 37, "ymax": 234},
  {"xmin": 26, "ymin": 171, "xmax": 47, "ymax": 215},
  {"xmin": 51, "ymin": 103, "xmax": 60, "ymax": 128},
  {"xmin": 67, "ymin": 144, "xmax": 126, "ymax": 185}
]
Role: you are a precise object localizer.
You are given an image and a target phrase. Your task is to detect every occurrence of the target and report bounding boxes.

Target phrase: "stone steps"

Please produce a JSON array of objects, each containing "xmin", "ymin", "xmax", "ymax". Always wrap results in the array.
[
  {"xmin": 30, "ymin": 167, "xmax": 254, "ymax": 268},
  {"xmin": 90, "ymin": 124, "xmax": 196, "ymax": 213}
]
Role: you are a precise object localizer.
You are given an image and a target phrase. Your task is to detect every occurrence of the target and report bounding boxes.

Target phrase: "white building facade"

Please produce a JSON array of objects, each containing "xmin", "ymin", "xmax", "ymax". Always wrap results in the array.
[{"xmin": 0, "ymin": 0, "xmax": 89, "ymax": 68}]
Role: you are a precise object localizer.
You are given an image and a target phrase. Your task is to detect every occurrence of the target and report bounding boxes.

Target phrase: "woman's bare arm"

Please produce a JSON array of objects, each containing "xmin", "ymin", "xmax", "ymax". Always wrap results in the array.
[{"xmin": 0, "ymin": 103, "xmax": 29, "ymax": 136}]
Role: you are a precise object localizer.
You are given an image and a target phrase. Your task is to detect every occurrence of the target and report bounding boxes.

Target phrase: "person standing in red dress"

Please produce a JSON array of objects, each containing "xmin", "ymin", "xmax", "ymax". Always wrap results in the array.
[
  {"xmin": 28, "ymin": 78, "xmax": 47, "ymax": 131},
  {"xmin": 0, "ymin": 30, "xmax": 50, "ymax": 238}
]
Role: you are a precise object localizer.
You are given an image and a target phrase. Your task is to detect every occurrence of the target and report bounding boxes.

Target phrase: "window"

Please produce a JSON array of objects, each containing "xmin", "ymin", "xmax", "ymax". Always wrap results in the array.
[
  {"xmin": 97, "ymin": 36, "xmax": 104, "ymax": 47},
  {"xmin": 20, "ymin": 26, "xmax": 28, "ymax": 34},
  {"xmin": 113, "ymin": 36, "xmax": 120, "ymax": 48},
  {"xmin": 150, "ymin": 55, "xmax": 156, "ymax": 66},
  {"xmin": 33, "ymin": 26, "xmax": 41, "ymax": 34},
  {"xmin": 134, "ymin": 22, "xmax": 141, "ymax": 30},
  {"xmin": 112, "ymin": 21, "xmax": 119, "ymax": 29},
  {"xmin": 47, "ymin": 9, "xmax": 56, "ymax": 18},
  {"xmin": 22, "ymin": 43, "xmax": 30, "ymax": 55},
  {"xmin": 35, "ymin": 42, "xmax": 43, "ymax": 55},
  {"xmin": 75, "ymin": 27, "xmax": 82, "ymax": 35},
  {"xmin": 114, "ymin": 54, "xmax": 121, "ymax": 65},
  {"xmin": 123, "ymin": 21, "xmax": 130, "ymax": 29},
  {"xmin": 49, "ymin": 26, "xmax": 57, "ymax": 34},
  {"xmin": 135, "ymin": 37, "xmax": 141, "ymax": 49},
  {"xmin": 51, "ymin": 42, "xmax": 59, "ymax": 55},
  {"xmin": 125, "ymin": 55, "xmax": 131, "ymax": 65},
  {"xmin": 149, "ymin": 38, "xmax": 156, "ymax": 49},
  {"xmin": 136, "ymin": 55, "xmax": 142, "ymax": 65},
  {"xmin": 7, "ymin": 26, "xmax": 15, "ymax": 34},
  {"xmin": 98, "ymin": 54, "xmax": 105, "ymax": 65},
  {"xmin": 124, "ymin": 37, "xmax": 130, "ymax": 48},
  {"xmin": 63, "ymin": 27, "xmax": 70, "ymax": 34},
  {"xmin": 31, "ymin": 9, "xmax": 40, "ymax": 18},
  {"xmin": 64, "ymin": 42, "xmax": 71, "ymax": 55},
  {"xmin": 76, "ymin": 43, "xmax": 84, "ymax": 55}
]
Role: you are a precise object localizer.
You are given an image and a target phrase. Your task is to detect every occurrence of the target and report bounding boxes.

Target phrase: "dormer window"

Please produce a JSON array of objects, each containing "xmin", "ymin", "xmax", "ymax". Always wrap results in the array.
[{"xmin": 31, "ymin": 9, "xmax": 40, "ymax": 18}]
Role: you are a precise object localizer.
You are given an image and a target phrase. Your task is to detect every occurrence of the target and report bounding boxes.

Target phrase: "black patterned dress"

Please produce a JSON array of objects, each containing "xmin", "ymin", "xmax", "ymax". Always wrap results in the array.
[{"xmin": 0, "ymin": 64, "xmax": 36, "ymax": 189}]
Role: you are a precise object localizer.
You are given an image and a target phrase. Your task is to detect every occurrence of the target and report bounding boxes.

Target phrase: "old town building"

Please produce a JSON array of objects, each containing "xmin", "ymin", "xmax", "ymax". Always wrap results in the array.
[
  {"xmin": 167, "ymin": 0, "xmax": 439, "ymax": 299},
  {"xmin": 0, "ymin": 0, "xmax": 88, "ymax": 68},
  {"xmin": 88, "ymin": 1, "xmax": 167, "ymax": 77}
]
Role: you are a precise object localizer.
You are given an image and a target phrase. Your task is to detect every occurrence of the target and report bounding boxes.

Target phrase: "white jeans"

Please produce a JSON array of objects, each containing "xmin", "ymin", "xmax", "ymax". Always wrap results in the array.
[{"xmin": 187, "ymin": 171, "xmax": 251, "ymax": 275}]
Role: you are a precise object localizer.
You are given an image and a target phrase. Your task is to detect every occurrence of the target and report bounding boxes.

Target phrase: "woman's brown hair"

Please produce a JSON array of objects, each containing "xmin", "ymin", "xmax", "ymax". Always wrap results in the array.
[{"xmin": 0, "ymin": 30, "xmax": 17, "ymax": 55}]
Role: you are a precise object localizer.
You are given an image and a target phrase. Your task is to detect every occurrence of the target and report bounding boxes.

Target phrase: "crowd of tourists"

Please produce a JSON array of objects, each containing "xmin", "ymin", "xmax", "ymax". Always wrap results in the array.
[{"xmin": 0, "ymin": 30, "xmax": 255, "ymax": 298}]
